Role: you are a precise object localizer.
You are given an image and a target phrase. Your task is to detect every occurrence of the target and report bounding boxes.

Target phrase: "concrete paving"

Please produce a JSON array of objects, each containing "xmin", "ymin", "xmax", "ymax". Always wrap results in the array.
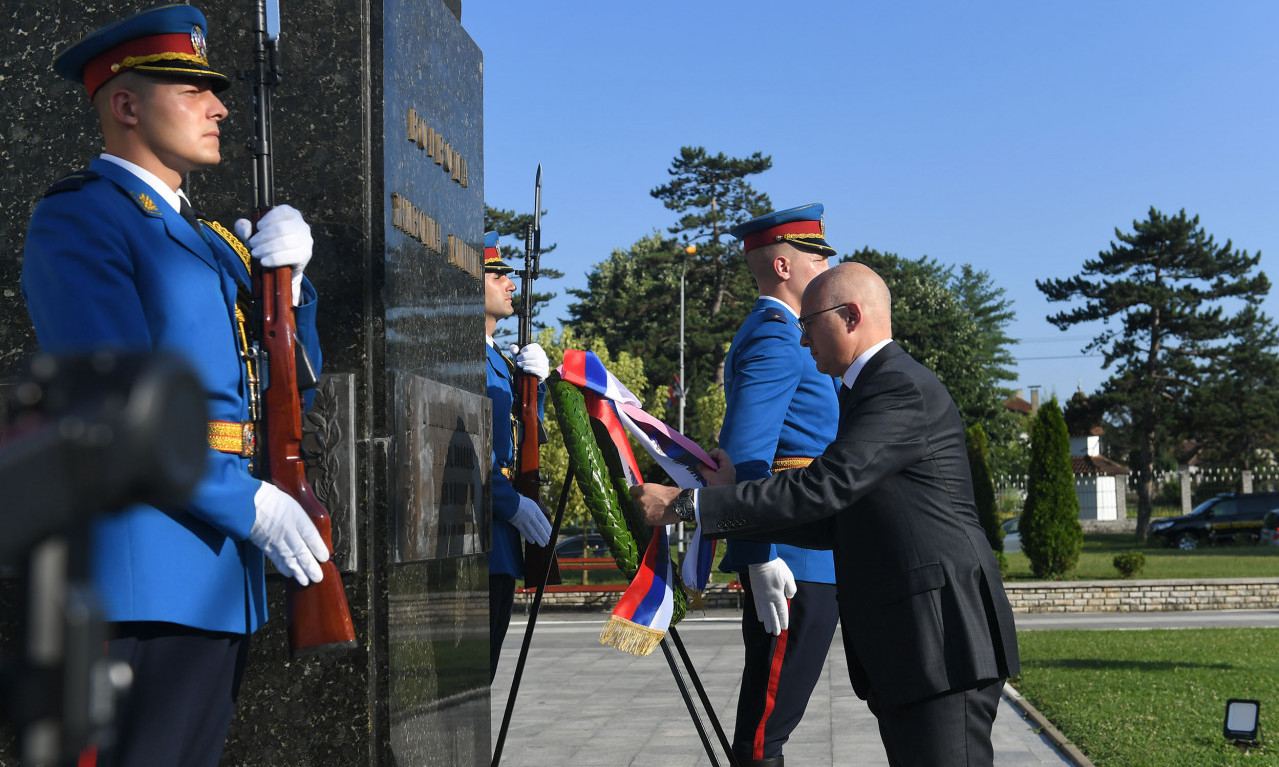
[{"xmin": 492, "ymin": 610, "xmax": 1075, "ymax": 766}]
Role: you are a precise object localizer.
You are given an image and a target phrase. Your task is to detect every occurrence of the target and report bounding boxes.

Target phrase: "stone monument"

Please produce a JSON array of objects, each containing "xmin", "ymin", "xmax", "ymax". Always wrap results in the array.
[{"xmin": 0, "ymin": 1, "xmax": 491, "ymax": 764}]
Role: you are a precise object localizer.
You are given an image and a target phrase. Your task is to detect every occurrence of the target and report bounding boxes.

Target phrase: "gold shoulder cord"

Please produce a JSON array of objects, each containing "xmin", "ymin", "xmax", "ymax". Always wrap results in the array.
[{"xmin": 203, "ymin": 220, "xmax": 261, "ymax": 423}]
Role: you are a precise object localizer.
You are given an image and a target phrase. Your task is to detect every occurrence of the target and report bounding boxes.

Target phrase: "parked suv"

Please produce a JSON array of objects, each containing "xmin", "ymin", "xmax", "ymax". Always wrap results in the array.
[
  {"xmin": 1149, "ymin": 492, "xmax": 1279, "ymax": 550},
  {"xmin": 1262, "ymin": 509, "xmax": 1279, "ymax": 547}
]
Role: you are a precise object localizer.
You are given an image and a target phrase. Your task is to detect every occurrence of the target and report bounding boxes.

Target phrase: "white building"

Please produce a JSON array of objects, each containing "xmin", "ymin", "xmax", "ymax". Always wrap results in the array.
[{"xmin": 1069, "ymin": 427, "xmax": 1129, "ymax": 521}]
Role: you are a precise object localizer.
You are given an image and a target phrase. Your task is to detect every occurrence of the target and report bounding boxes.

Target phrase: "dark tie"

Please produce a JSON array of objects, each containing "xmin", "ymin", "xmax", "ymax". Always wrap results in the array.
[
  {"xmin": 838, "ymin": 384, "xmax": 853, "ymax": 416},
  {"xmin": 179, "ymin": 195, "xmax": 203, "ymax": 232}
]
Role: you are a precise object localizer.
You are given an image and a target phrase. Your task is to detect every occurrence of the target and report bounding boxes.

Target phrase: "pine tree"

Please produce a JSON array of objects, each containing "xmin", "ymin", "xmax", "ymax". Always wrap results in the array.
[
  {"xmin": 484, "ymin": 205, "xmax": 563, "ymax": 339},
  {"xmin": 566, "ymin": 148, "xmax": 773, "ymax": 450},
  {"xmin": 1020, "ymin": 398, "xmax": 1083, "ymax": 579},
  {"xmin": 1037, "ymin": 207, "xmax": 1270, "ymax": 540},
  {"xmin": 649, "ymin": 146, "xmax": 773, "ymax": 387}
]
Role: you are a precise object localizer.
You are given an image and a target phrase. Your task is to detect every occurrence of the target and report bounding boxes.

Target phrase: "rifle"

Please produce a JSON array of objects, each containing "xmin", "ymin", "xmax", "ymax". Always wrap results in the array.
[
  {"xmin": 516, "ymin": 165, "xmax": 560, "ymax": 586},
  {"xmin": 249, "ymin": 0, "xmax": 356, "ymax": 656}
]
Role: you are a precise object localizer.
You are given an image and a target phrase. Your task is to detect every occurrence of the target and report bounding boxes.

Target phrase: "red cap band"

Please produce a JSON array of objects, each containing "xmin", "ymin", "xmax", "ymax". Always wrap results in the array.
[
  {"xmin": 82, "ymin": 32, "xmax": 199, "ymax": 98},
  {"xmin": 742, "ymin": 219, "xmax": 823, "ymax": 253}
]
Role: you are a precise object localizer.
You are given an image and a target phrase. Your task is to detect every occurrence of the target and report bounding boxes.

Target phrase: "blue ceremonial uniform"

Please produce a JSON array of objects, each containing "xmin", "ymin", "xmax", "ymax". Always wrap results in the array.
[
  {"xmin": 719, "ymin": 296, "xmax": 840, "ymax": 763},
  {"xmin": 30, "ymin": 6, "xmax": 320, "ymax": 764},
  {"xmin": 487, "ymin": 340, "xmax": 532, "ymax": 579},
  {"xmin": 719, "ymin": 298, "xmax": 838, "ymax": 582},
  {"xmin": 485, "ymin": 335, "xmax": 548, "ymax": 579},
  {"xmin": 485, "ymin": 335, "xmax": 545, "ymax": 679},
  {"xmin": 21, "ymin": 157, "xmax": 321, "ymax": 636}
]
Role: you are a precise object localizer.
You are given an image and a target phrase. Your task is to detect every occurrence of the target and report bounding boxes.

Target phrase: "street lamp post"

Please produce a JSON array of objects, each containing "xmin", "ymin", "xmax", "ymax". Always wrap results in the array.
[
  {"xmin": 680, "ymin": 245, "xmax": 695, "ymax": 433},
  {"xmin": 676, "ymin": 243, "xmax": 696, "ymax": 554}
]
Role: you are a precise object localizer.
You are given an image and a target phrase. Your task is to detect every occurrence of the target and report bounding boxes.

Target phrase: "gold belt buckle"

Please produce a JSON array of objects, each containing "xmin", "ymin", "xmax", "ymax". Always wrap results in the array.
[{"xmin": 239, "ymin": 422, "xmax": 256, "ymax": 458}]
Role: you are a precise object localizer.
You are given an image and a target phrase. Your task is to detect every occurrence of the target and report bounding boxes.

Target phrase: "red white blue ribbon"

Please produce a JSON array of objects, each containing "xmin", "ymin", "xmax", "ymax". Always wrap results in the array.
[
  {"xmin": 558, "ymin": 351, "xmax": 719, "ymax": 655},
  {"xmin": 611, "ymin": 403, "xmax": 717, "ymax": 592}
]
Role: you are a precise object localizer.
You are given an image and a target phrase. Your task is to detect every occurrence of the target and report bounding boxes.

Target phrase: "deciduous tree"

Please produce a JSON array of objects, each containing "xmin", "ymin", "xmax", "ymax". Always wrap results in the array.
[
  {"xmin": 847, "ymin": 249, "xmax": 1024, "ymax": 475},
  {"xmin": 1184, "ymin": 305, "xmax": 1279, "ymax": 470}
]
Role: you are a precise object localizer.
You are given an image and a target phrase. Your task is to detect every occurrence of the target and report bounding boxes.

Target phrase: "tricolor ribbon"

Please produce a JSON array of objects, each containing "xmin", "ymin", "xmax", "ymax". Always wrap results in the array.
[{"xmin": 558, "ymin": 350, "xmax": 719, "ymax": 656}]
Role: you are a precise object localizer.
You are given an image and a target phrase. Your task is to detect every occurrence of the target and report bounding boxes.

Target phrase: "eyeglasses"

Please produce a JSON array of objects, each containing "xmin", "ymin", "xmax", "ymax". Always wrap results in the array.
[{"xmin": 796, "ymin": 303, "xmax": 846, "ymax": 335}]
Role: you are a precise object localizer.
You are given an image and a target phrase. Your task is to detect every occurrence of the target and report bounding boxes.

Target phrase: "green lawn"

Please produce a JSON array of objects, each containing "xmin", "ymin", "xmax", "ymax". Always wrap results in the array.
[
  {"xmin": 566, "ymin": 531, "xmax": 1279, "ymax": 584},
  {"xmin": 1013, "ymin": 628, "xmax": 1279, "ymax": 766},
  {"xmin": 1003, "ymin": 534, "xmax": 1279, "ymax": 581}
]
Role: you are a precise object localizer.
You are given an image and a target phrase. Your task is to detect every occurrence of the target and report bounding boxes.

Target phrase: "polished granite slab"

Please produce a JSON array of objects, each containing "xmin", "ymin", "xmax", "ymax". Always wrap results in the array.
[{"xmin": 1, "ymin": 1, "xmax": 490, "ymax": 764}]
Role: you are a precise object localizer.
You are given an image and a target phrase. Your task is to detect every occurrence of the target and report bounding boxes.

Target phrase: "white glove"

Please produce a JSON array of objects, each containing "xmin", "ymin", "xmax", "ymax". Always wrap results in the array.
[
  {"xmin": 509, "ymin": 343, "xmax": 550, "ymax": 382},
  {"xmin": 746, "ymin": 559, "xmax": 798, "ymax": 636},
  {"xmin": 249, "ymin": 481, "xmax": 329, "ymax": 586},
  {"xmin": 235, "ymin": 204, "xmax": 313, "ymax": 306},
  {"xmin": 510, "ymin": 493, "xmax": 551, "ymax": 546}
]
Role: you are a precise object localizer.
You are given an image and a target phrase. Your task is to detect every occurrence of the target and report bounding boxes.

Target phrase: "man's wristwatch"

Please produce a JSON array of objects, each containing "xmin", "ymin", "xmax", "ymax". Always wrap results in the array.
[{"xmin": 672, "ymin": 489, "xmax": 696, "ymax": 523}]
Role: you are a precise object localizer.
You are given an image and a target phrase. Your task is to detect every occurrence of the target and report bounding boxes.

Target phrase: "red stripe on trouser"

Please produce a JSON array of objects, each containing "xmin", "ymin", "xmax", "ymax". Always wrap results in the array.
[
  {"xmin": 751, "ymin": 598, "xmax": 792, "ymax": 759},
  {"xmin": 79, "ymin": 643, "xmax": 106, "ymax": 767}
]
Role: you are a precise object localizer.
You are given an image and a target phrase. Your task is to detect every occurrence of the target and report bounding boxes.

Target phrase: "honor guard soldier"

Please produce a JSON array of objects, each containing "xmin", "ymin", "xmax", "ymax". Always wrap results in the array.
[
  {"xmin": 21, "ymin": 5, "xmax": 326, "ymax": 765},
  {"xmin": 483, "ymin": 231, "xmax": 552, "ymax": 679},
  {"xmin": 717, "ymin": 204, "xmax": 842, "ymax": 766}
]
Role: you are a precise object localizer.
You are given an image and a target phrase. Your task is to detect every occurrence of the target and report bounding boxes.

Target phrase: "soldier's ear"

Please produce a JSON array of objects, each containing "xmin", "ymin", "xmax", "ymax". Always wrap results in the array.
[
  {"xmin": 107, "ymin": 87, "xmax": 143, "ymax": 127},
  {"xmin": 773, "ymin": 254, "xmax": 791, "ymax": 280}
]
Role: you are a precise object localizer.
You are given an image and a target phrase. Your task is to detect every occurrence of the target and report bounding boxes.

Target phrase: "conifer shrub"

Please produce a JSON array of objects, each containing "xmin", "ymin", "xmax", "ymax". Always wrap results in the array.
[
  {"xmin": 966, "ymin": 423, "xmax": 1002, "ymax": 552},
  {"xmin": 1020, "ymin": 398, "xmax": 1083, "ymax": 578}
]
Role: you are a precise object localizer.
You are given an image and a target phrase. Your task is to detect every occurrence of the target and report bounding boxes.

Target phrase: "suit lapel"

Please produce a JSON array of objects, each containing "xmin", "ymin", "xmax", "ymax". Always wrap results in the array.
[{"xmin": 841, "ymin": 341, "xmax": 904, "ymax": 418}]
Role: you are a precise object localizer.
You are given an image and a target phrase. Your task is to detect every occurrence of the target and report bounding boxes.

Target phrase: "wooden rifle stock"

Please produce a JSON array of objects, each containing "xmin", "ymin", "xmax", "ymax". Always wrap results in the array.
[
  {"xmin": 247, "ymin": 1, "xmax": 353, "ymax": 656},
  {"xmin": 517, "ymin": 182, "xmax": 559, "ymax": 587},
  {"xmin": 256, "ymin": 262, "xmax": 356, "ymax": 656},
  {"xmin": 516, "ymin": 371, "xmax": 559, "ymax": 586}
]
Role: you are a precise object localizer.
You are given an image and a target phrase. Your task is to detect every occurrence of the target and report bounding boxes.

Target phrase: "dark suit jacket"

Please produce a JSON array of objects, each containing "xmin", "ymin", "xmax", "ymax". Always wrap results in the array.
[{"xmin": 699, "ymin": 342, "xmax": 1020, "ymax": 708}]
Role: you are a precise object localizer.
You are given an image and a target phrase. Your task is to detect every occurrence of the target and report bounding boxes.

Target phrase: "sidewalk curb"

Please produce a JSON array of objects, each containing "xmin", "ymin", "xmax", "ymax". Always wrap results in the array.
[{"xmin": 1003, "ymin": 683, "xmax": 1095, "ymax": 767}]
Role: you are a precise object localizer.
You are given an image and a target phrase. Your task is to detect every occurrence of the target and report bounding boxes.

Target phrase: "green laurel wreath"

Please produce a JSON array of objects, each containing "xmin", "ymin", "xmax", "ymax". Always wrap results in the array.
[{"xmin": 549, "ymin": 373, "xmax": 687, "ymax": 624}]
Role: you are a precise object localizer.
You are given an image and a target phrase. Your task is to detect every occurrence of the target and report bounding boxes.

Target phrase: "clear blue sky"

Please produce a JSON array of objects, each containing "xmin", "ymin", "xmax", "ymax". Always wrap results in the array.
[{"xmin": 469, "ymin": 1, "xmax": 1278, "ymax": 403}]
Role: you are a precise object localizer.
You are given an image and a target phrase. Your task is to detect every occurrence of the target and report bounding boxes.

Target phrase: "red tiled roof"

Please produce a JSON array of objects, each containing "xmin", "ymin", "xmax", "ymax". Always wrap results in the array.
[{"xmin": 1003, "ymin": 395, "xmax": 1032, "ymax": 414}]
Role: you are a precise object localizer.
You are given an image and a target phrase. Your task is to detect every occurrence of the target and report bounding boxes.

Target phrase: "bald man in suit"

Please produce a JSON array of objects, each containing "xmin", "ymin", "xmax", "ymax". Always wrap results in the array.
[{"xmin": 634, "ymin": 263, "xmax": 1019, "ymax": 767}]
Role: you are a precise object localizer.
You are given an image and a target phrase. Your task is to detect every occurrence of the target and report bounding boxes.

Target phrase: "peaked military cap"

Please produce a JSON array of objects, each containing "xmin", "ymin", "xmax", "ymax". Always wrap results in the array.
[
  {"xmin": 54, "ymin": 4, "xmax": 230, "ymax": 99},
  {"xmin": 729, "ymin": 203, "xmax": 836, "ymax": 258},
  {"xmin": 484, "ymin": 231, "xmax": 514, "ymax": 274}
]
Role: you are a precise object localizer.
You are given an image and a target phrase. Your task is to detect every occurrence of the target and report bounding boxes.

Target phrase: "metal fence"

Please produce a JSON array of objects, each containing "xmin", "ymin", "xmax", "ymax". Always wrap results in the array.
[{"xmin": 994, "ymin": 468, "xmax": 1279, "ymax": 518}]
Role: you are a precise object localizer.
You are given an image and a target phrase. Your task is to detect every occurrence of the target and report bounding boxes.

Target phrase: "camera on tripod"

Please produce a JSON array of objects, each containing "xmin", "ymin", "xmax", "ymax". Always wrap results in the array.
[{"xmin": 0, "ymin": 352, "xmax": 207, "ymax": 766}]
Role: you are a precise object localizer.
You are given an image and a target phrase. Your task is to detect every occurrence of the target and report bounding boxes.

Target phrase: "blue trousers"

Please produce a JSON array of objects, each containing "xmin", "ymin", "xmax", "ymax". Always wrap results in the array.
[
  {"xmin": 733, "ymin": 579, "xmax": 839, "ymax": 761},
  {"xmin": 97, "ymin": 621, "xmax": 249, "ymax": 767},
  {"xmin": 490, "ymin": 574, "xmax": 516, "ymax": 681}
]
